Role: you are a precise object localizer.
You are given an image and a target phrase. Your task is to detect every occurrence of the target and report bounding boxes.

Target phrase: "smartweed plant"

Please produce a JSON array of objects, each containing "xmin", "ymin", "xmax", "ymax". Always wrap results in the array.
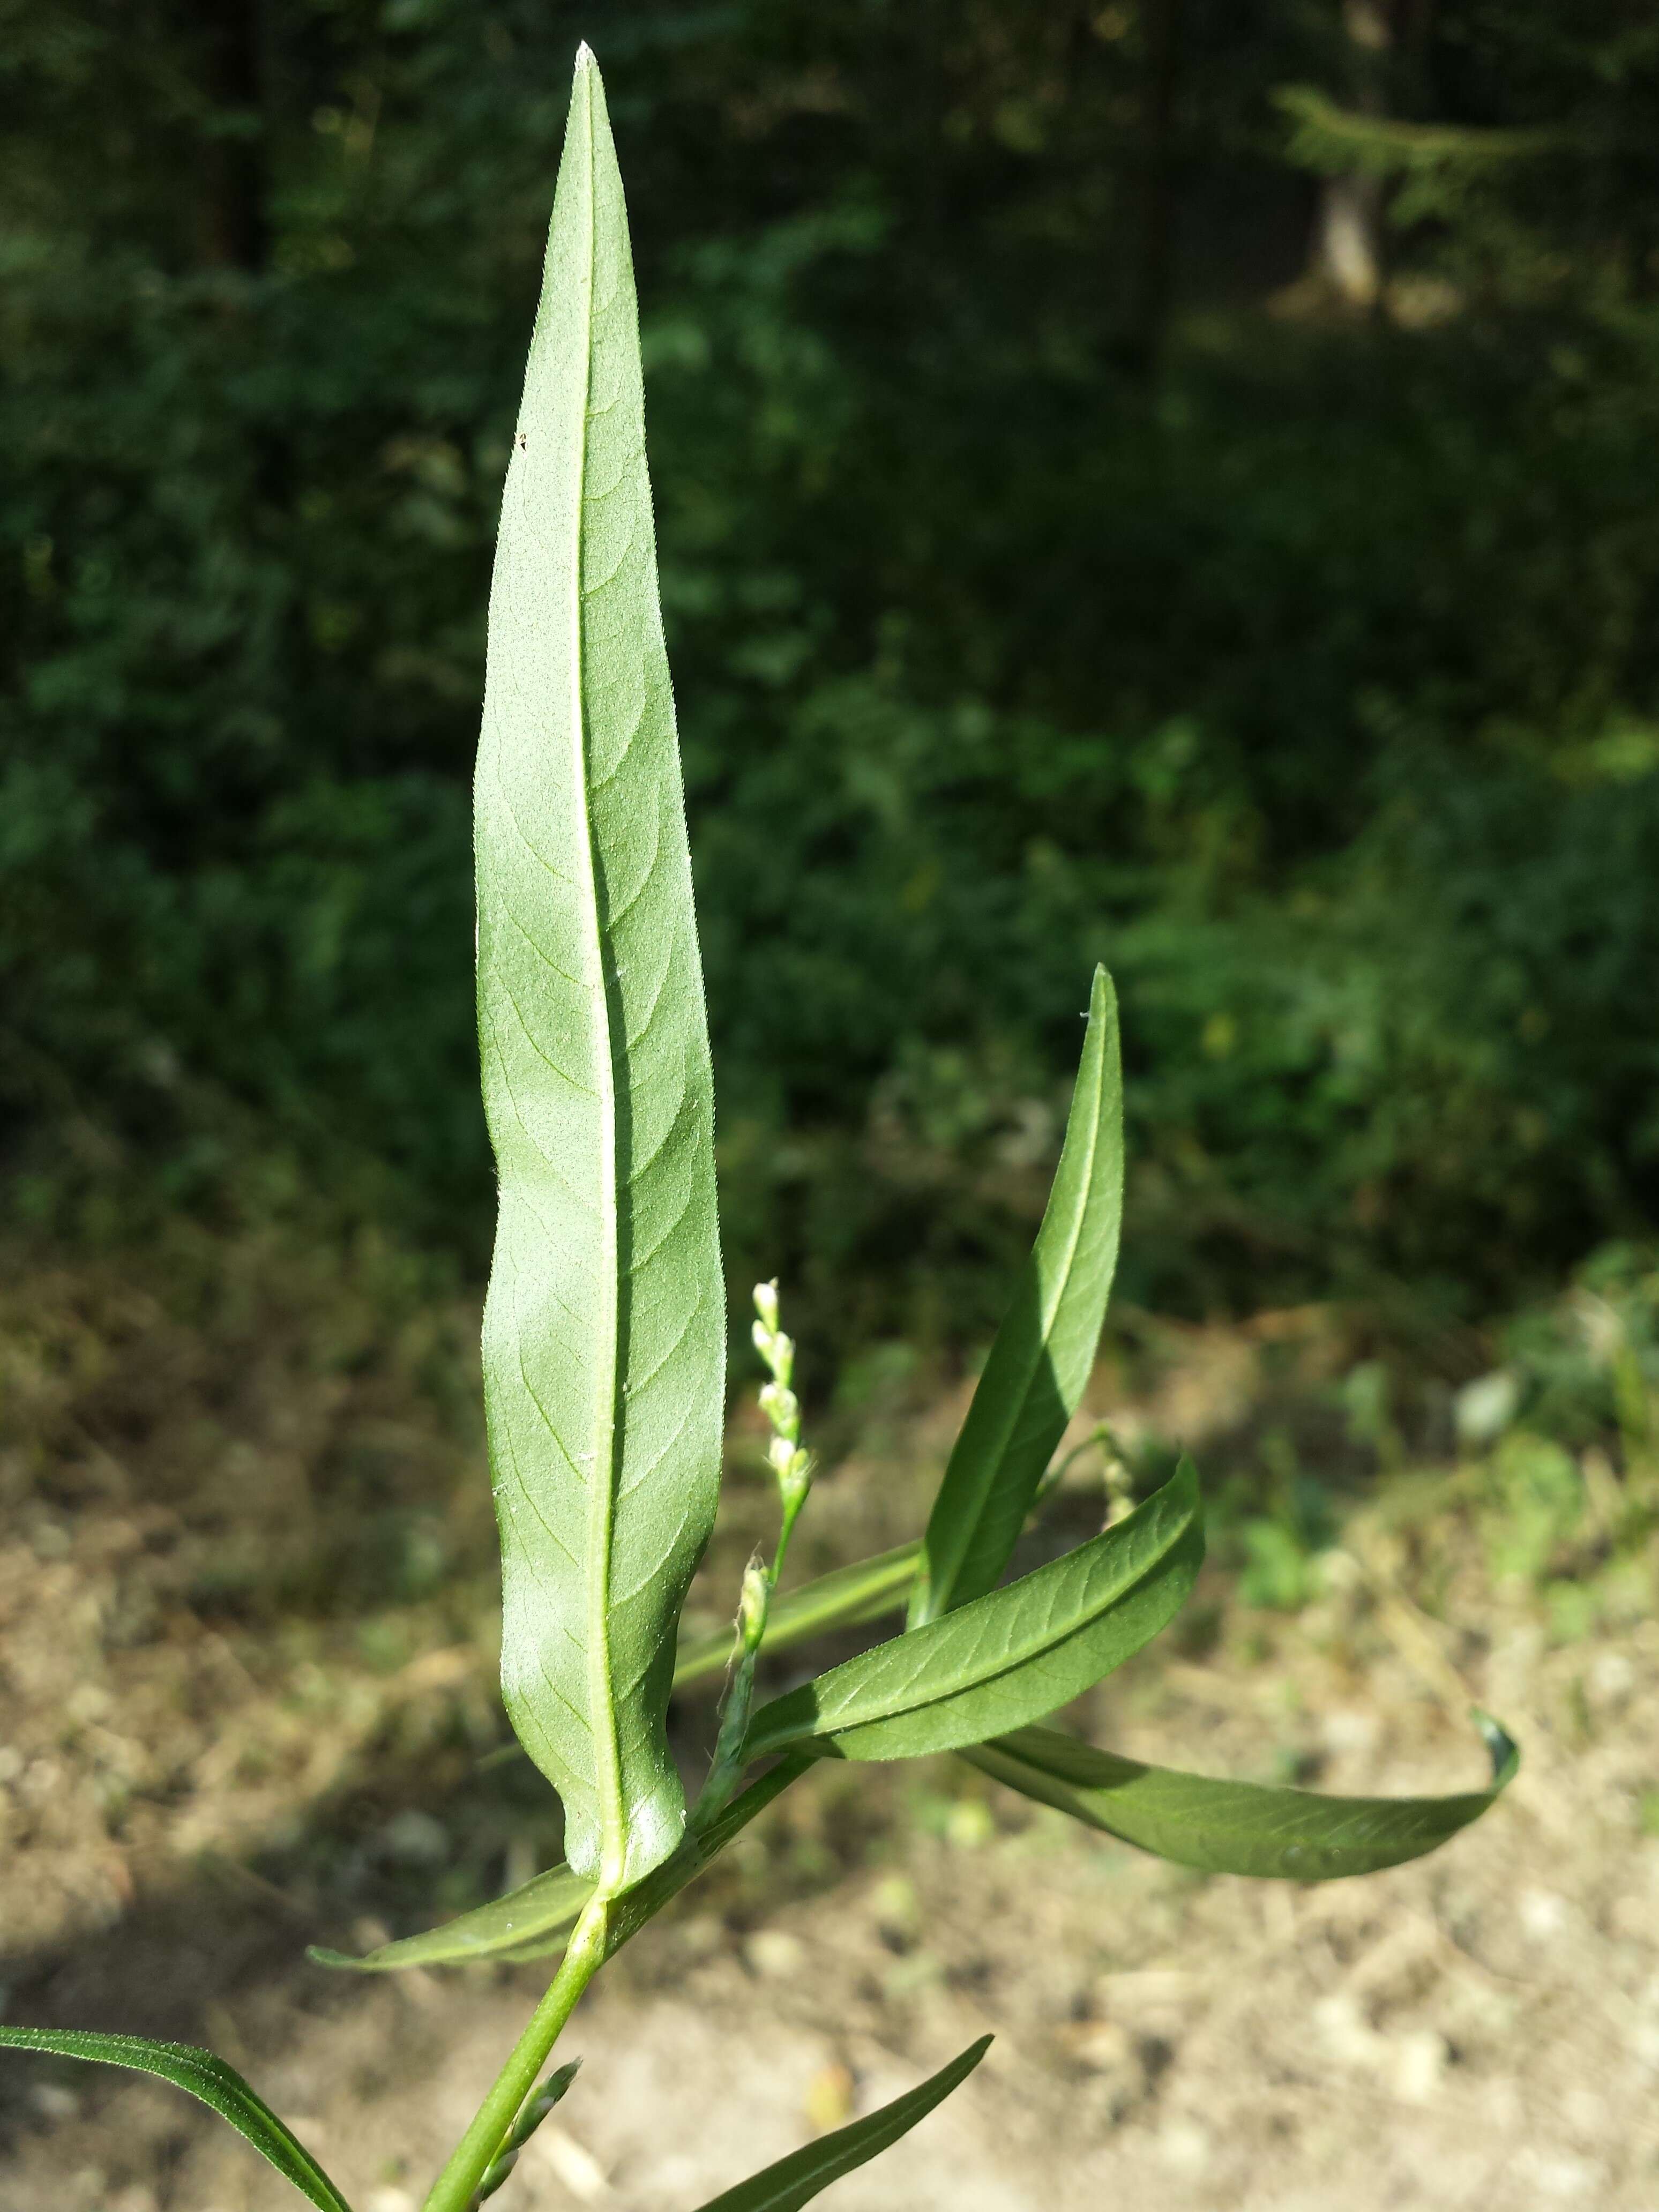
[{"xmin": 0, "ymin": 48, "xmax": 1518, "ymax": 2212}]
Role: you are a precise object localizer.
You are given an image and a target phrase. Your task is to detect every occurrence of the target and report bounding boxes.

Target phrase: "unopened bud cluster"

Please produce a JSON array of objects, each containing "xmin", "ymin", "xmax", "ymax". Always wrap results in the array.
[
  {"xmin": 738, "ymin": 1554, "xmax": 771, "ymax": 1654},
  {"xmin": 469, "ymin": 2060, "xmax": 581, "ymax": 2208},
  {"xmin": 752, "ymin": 1281, "xmax": 811, "ymax": 1510}
]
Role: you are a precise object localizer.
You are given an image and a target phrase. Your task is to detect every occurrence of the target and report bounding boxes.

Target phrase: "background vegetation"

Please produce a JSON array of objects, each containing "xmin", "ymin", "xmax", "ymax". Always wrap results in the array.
[
  {"xmin": 4, "ymin": 20, "xmax": 1659, "ymax": 2203},
  {"xmin": 5, "ymin": 0, "xmax": 1659, "ymax": 1362}
]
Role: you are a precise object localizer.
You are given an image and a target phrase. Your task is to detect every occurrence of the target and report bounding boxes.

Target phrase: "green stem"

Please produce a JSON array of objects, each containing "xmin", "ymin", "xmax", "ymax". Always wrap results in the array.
[
  {"xmin": 697, "ymin": 1633, "xmax": 762, "ymax": 1826},
  {"xmin": 771, "ymin": 1486, "xmax": 806, "ymax": 1586},
  {"xmin": 422, "ymin": 1892, "xmax": 610, "ymax": 2212}
]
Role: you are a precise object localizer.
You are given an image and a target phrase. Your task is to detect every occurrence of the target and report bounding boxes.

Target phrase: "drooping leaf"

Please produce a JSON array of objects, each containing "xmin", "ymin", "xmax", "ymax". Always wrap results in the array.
[
  {"xmin": 961, "ymin": 1713, "xmax": 1519, "ymax": 1878},
  {"xmin": 744, "ymin": 1460, "xmax": 1202, "ymax": 1764},
  {"xmin": 476, "ymin": 47, "xmax": 725, "ymax": 1892},
  {"xmin": 690, "ymin": 2036, "xmax": 991, "ymax": 2212},
  {"xmin": 0, "ymin": 2028, "xmax": 353, "ymax": 2212},
  {"xmin": 673, "ymin": 1543, "xmax": 921, "ymax": 1691},
  {"xmin": 910, "ymin": 965, "xmax": 1124, "ymax": 1625},
  {"xmin": 308, "ymin": 1862, "xmax": 594, "ymax": 1973}
]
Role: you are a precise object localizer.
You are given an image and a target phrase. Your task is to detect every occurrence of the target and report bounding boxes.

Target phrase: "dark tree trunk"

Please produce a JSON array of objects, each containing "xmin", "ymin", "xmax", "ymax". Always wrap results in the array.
[
  {"xmin": 192, "ymin": 0, "xmax": 267, "ymax": 273},
  {"xmin": 1128, "ymin": 0, "xmax": 1183, "ymax": 377}
]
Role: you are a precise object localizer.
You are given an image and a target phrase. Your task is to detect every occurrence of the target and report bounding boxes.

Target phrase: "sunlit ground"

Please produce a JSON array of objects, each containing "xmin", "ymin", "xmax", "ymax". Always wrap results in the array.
[{"xmin": 1, "ymin": 1227, "xmax": 1655, "ymax": 2209}]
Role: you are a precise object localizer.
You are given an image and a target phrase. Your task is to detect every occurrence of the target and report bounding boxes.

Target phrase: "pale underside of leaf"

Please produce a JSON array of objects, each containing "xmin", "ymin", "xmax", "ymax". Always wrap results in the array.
[
  {"xmin": 744, "ymin": 1458, "xmax": 1202, "ymax": 1763},
  {"xmin": 476, "ymin": 50, "xmax": 723, "ymax": 1892},
  {"xmin": 962, "ymin": 1715, "xmax": 1519, "ymax": 1879},
  {"xmin": 0, "ymin": 2028, "xmax": 353, "ymax": 2212},
  {"xmin": 690, "ymin": 2036, "xmax": 991, "ymax": 2212},
  {"xmin": 911, "ymin": 963, "xmax": 1124, "ymax": 1625}
]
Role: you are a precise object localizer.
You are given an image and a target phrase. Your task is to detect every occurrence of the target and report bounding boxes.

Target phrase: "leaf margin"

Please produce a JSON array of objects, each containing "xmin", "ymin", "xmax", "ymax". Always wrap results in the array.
[
  {"xmin": 690, "ymin": 2034, "xmax": 991, "ymax": 2212},
  {"xmin": 960, "ymin": 1711, "xmax": 1520, "ymax": 1879},
  {"xmin": 911, "ymin": 962, "xmax": 1124, "ymax": 1625},
  {"xmin": 0, "ymin": 2027, "xmax": 353, "ymax": 2212},
  {"xmin": 745, "ymin": 1458, "xmax": 1202, "ymax": 1765}
]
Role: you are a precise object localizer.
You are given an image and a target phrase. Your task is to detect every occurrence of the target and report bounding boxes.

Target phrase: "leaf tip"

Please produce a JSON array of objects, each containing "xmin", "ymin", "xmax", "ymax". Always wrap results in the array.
[
  {"xmin": 304, "ymin": 1946, "xmax": 361, "ymax": 1972},
  {"xmin": 1470, "ymin": 1707, "xmax": 1520, "ymax": 1785},
  {"xmin": 575, "ymin": 39, "xmax": 597, "ymax": 69}
]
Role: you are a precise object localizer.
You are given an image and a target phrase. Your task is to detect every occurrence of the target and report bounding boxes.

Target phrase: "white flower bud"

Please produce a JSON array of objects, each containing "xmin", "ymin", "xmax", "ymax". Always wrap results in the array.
[
  {"xmin": 759, "ymin": 1381, "xmax": 800, "ymax": 1439},
  {"xmin": 778, "ymin": 1446, "xmax": 813, "ymax": 1510},
  {"xmin": 752, "ymin": 1279, "xmax": 780, "ymax": 1333},
  {"xmin": 738, "ymin": 1557, "xmax": 771, "ymax": 1650}
]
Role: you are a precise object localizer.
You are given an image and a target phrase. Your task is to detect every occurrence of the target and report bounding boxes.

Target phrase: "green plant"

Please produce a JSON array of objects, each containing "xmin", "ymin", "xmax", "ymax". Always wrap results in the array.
[{"xmin": 0, "ymin": 49, "xmax": 1519, "ymax": 2212}]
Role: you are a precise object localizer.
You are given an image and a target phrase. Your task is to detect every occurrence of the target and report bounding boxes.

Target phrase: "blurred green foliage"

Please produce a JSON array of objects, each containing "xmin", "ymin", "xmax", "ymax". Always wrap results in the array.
[{"xmin": 4, "ymin": 0, "xmax": 1658, "ymax": 1354}]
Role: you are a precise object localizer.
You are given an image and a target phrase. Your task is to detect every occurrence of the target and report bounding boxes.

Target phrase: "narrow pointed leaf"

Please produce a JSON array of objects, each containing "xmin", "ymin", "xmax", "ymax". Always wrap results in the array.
[
  {"xmin": 311, "ymin": 1755, "xmax": 814, "ymax": 1974},
  {"xmin": 745, "ymin": 1460, "xmax": 1202, "ymax": 1764},
  {"xmin": 0, "ymin": 2028, "xmax": 353, "ymax": 2212},
  {"xmin": 674, "ymin": 1543, "xmax": 921, "ymax": 1691},
  {"xmin": 961, "ymin": 1714, "xmax": 1519, "ymax": 1878},
  {"xmin": 911, "ymin": 966, "xmax": 1124, "ymax": 1625},
  {"xmin": 690, "ymin": 2036, "xmax": 991, "ymax": 2212},
  {"xmin": 476, "ymin": 48, "xmax": 724, "ymax": 1891},
  {"xmin": 308, "ymin": 1862, "xmax": 593, "ymax": 1973}
]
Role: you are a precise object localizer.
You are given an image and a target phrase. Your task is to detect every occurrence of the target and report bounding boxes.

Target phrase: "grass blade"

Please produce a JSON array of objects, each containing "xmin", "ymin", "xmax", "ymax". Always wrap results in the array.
[
  {"xmin": 910, "ymin": 965, "xmax": 1123, "ymax": 1625},
  {"xmin": 476, "ymin": 47, "xmax": 724, "ymax": 1892},
  {"xmin": 962, "ymin": 1714, "xmax": 1519, "ymax": 1878},
  {"xmin": 689, "ymin": 2036, "xmax": 991, "ymax": 2212},
  {"xmin": 0, "ymin": 2028, "xmax": 353, "ymax": 2212},
  {"xmin": 745, "ymin": 1460, "xmax": 1201, "ymax": 1763}
]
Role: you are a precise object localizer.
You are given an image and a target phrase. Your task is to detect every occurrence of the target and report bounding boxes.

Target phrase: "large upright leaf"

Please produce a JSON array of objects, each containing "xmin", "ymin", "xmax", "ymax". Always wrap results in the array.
[
  {"xmin": 910, "ymin": 966, "xmax": 1124, "ymax": 1625},
  {"xmin": 745, "ymin": 1459, "xmax": 1202, "ymax": 1763},
  {"xmin": 0, "ymin": 2028, "xmax": 353, "ymax": 2212},
  {"xmin": 961, "ymin": 1716, "xmax": 1519, "ymax": 1878},
  {"xmin": 476, "ymin": 47, "xmax": 724, "ymax": 1893},
  {"xmin": 690, "ymin": 2037, "xmax": 991, "ymax": 2212}
]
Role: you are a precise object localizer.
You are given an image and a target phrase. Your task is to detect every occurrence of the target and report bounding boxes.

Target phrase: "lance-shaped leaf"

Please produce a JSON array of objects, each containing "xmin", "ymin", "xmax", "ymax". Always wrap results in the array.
[
  {"xmin": 674, "ymin": 1542, "xmax": 921, "ymax": 1691},
  {"xmin": 476, "ymin": 47, "xmax": 724, "ymax": 1892},
  {"xmin": 745, "ymin": 1459, "xmax": 1201, "ymax": 1764},
  {"xmin": 910, "ymin": 966, "xmax": 1124, "ymax": 1626},
  {"xmin": 308, "ymin": 1862, "xmax": 594, "ymax": 1974},
  {"xmin": 311, "ymin": 1754, "xmax": 815, "ymax": 1974},
  {"xmin": 690, "ymin": 2036, "xmax": 991, "ymax": 2212},
  {"xmin": 961, "ymin": 1714, "xmax": 1519, "ymax": 1879},
  {"xmin": 0, "ymin": 2028, "xmax": 353, "ymax": 2212}
]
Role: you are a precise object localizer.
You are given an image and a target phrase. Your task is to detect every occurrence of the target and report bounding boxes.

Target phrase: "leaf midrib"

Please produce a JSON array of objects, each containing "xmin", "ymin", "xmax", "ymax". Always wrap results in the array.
[
  {"xmin": 564, "ymin": 53, "xmax": 627, "ymax": 1895},
  {"xmin": 757, "ymin": 1477, "xmax": 1190, "ymax": 1749}
]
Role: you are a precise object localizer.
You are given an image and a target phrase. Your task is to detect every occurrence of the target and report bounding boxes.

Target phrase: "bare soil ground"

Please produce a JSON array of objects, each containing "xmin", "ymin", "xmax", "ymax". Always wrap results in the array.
[{"xmin": 1, "ymin": 1231, "xmax": 1654, "ymax": 2211}]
